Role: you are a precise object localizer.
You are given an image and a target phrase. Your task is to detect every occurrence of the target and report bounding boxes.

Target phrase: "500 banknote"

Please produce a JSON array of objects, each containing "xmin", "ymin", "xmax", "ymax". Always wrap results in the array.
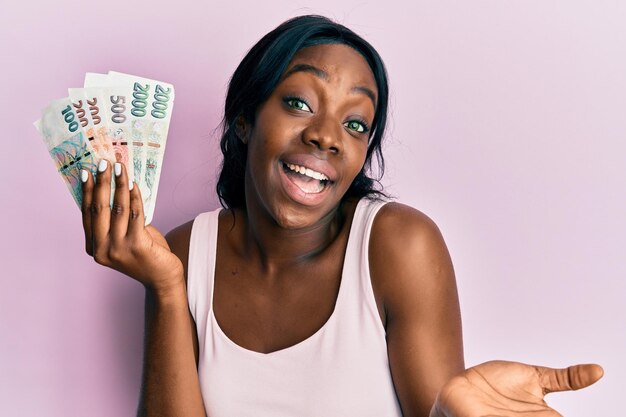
[{"xmin": 83, "ymin": 74, "xmax": 136, "ymax": 188}]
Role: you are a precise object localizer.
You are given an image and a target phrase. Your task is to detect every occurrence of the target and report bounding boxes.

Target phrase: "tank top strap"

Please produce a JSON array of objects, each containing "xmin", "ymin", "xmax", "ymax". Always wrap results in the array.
[
  {"xmin": 336, "ymin": 197, "xmax": 391, "ymax": 334},
  {"xmin": 187, "ymin": 207, "xmax": 221, "ymax": 330}
]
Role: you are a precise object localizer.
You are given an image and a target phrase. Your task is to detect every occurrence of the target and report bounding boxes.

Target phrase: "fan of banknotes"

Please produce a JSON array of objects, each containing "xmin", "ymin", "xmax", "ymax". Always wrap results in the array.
[{"xmin": 34, "ymin": 71, "xmax": 175, "ymax": 225}]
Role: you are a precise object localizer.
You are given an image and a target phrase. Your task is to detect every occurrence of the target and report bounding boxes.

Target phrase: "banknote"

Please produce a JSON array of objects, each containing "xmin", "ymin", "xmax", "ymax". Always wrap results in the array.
[
  {"xmin": 67, "ymin": 88, "xmax": 117, "ymax": 164},
  {"xmin": 106, "ymin": 71, "xmax": 175, "ymax": 225},
  {"xmin": 83, "ymin": 74, "xmax": 135, "ymax": 186},
  {"xmin": 35, "ymin": 98, "xmax": 98, "ymax": 207}
]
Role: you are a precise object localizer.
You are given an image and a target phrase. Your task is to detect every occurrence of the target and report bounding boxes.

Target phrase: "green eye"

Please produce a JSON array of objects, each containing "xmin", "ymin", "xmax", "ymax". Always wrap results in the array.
[
  {"xmin": 285, "ymin": 98, "xmax": 311, "ymax": 112},
  {"xmin": 344, "ymin": 120, "xmax": 367, "ymax": 133}
]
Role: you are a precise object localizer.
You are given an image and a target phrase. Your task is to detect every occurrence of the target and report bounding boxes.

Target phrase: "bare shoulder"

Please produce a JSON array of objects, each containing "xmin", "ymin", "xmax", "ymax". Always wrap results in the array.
[
  {"xmin": 165, "ymin": 220, "xmax": 195, "ymax": 281},
  {"xmin": 370, "ymin": 201, "xmax": 449, "ymax": 265},
  {"xmin": 369, "ymin": 201, "xmax": 456, "ymax": 324}
]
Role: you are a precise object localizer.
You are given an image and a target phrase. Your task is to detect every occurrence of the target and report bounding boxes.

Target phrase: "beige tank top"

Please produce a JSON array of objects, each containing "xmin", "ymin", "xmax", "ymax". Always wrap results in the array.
[{"xmin": 187, "ymin": 197, "xmax": 402, "ymax": 416}]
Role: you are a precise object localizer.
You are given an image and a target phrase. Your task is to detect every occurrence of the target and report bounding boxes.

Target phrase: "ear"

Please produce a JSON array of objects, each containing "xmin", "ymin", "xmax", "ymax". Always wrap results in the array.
[{"xmin": 235, "ymin": 115, "xmax": 249, "ymax": 144}]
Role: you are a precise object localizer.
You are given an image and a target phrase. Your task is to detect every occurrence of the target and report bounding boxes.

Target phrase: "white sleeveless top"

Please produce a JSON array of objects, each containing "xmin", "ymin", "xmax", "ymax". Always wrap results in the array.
[{"xmin": 187, "ymin": 198, "xmax": 403, "ymax": 417}]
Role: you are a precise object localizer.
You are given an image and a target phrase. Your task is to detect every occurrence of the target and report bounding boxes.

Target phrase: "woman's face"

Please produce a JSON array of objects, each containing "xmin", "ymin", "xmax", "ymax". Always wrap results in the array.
[{"xmin": 243, "ymin": 43, "xmax": 378, "ymax": 229}]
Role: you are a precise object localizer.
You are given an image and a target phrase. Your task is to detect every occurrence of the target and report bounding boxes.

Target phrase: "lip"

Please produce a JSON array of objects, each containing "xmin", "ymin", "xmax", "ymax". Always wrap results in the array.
[{"xmin": 280, "ymin": 154, "xmax": 338, "ymax": 182}]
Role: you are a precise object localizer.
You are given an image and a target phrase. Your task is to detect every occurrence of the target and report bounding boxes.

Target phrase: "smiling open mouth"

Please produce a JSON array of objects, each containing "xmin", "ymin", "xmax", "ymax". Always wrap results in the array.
[{"xmin": 282, "ymin": 161, "xmax": 331, "ymax": 194}]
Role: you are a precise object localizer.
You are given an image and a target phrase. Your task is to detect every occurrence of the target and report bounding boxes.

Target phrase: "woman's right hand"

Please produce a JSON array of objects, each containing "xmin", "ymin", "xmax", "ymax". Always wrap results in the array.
[{"xmin": 81, "ymin": 160, "xmax": 184, "ymax": 294}]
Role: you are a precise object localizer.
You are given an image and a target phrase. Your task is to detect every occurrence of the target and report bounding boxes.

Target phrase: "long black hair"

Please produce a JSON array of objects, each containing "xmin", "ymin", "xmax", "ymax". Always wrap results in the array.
[{"xmin": 217, "ymin": 15, "xmax": 390, "ymax": 209}]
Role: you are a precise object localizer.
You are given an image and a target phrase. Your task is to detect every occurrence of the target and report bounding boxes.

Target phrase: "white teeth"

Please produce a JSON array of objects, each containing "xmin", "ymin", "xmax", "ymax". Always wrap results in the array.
[
  {"xmin": 286, "ymin": 163, "xmax": 329, "ymax": 181},
  {"xmin": 305, "ymin": 168, "xmax": 319, "ymax": 179}
]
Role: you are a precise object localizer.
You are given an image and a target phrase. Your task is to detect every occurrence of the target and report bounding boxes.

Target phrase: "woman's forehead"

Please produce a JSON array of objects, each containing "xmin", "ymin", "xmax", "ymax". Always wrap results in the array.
[{"xmin": 284, "ymin": 44, "xmax": 378, "ymax": 94}]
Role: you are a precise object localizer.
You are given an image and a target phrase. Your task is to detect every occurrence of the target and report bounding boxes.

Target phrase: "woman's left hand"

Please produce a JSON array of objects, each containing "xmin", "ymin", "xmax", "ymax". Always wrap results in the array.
[{"xmin": 430, "ymin": 360, "xmax": 603, "ymax": 417}]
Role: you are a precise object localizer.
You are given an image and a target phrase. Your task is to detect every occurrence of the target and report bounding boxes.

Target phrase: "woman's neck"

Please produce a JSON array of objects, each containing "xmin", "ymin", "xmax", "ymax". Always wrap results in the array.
[{"xmin": 230, "ymin": 199, "xmax": 350, "ymax": 275}]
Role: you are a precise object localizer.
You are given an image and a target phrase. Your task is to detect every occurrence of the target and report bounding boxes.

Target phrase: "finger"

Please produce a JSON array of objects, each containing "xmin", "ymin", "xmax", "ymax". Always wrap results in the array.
[
  {"xmin": 538, "ymin": 364, "xmax": 604, "ymax": 394},
  {"xmin": 81, "ymin": 168, "xmax": 95, "ymax": 255},
  {"xmin": 109, "ymin": 162, "xmax": 131, "ymax": 242},
  {"xmin": 127, "ymin": 179, "xmax": 146, "ymax": 236},
  {"xmin": 92, "ymin": 159, "xmax": 112, "ymax": 251}
]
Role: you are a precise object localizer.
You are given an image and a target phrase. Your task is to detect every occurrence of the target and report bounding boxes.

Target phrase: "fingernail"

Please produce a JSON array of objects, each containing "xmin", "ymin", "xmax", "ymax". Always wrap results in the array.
[
  {"xmin": 98, "ymin": 160, "xmax": 108, "ymax": 172},
  {"xmin": 81, "ymin": 169, "xmax": 88, "ymax": 183},
  {"xmin": 129, "ymin": 181, "xmax": 134, "ymax": 191},
  {"xmin": 114, "ymin": 162, "xmax": 122, "ymax": 177}
]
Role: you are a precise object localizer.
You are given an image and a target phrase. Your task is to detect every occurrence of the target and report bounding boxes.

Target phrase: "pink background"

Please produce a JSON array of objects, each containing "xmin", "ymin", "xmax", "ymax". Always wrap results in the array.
[{"xmin": 1, "ymin": 1, "xmax": 623, "ymax": 415}]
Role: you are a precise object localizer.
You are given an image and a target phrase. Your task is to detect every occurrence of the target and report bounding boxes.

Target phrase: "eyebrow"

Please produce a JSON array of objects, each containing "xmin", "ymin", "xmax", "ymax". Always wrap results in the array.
[{"xmin": 281, "ymin": 63, "xmax": 378, "ymax": 109}]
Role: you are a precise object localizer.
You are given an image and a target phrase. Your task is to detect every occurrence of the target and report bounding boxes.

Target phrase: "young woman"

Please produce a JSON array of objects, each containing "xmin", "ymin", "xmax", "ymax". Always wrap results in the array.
[{"xmin": 80, "ymin": 15, "xmax": 602, "ymax": 417}]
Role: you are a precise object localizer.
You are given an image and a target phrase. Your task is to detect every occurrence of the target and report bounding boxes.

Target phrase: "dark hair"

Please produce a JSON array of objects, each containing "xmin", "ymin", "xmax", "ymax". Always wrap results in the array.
[{"xmin": 217, "ymin": 15, "xmax": 389, "ymax": 209}]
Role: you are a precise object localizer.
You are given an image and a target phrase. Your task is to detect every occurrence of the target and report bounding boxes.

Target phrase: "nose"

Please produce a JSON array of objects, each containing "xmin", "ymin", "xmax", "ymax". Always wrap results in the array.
[{"xmin": 302, "ymin": 113, "xmax": 342, "ymax": 154}]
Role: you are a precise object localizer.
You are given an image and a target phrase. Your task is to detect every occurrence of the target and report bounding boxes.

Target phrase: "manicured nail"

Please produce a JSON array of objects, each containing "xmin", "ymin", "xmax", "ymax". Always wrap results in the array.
[
  {"xmin": 98, "ymin": 160, "xmax": 108, "ymax": 172},
  {"xmin": 114, "ymin": 162, "xmax": 122, "ymax": 177},
  {"xmin": 81, "ymin": 169, "xmax": 88, "ymax": 183},
  {"xmin": 129, "ymin": 181, "xmax": 134, "ymax": 191}
]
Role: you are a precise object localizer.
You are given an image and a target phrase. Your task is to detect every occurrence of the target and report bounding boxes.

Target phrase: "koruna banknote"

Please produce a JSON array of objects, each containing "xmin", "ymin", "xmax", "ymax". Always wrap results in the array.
[
  {"xmin": 67, "ymin": 87, "xmax": 118, "ymax": 165},
  {"xmin": 34, "ymin": 98, "xmax": 98, "ymax": 207},
  {"xmin": 81, "ymin": 75, "xmax": 135, "ymax": 186}
]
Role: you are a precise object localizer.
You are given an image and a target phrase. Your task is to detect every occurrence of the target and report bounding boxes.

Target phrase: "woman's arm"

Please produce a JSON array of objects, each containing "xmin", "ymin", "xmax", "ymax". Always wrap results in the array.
[
  {"xmin": 369, "ymin": 202, "xmax": 465, "ymax": 417},
  {"xmin": 368, "ymin": 202, "xmax": 603, "ymax": 417},
  {"xmin": 80, "ymin": 162, "xmax": 205, "ymax": 416},
  {"xmin": 138, "ymin": 283, "xmax": 204, "ymax": 417},
  {"xmin": 136, "ymin": 222, "xmax": 204, "ymax": 416}
]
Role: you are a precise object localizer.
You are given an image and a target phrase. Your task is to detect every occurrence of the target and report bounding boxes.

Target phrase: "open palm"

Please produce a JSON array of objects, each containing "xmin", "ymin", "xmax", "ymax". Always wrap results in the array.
[{"xmin": 431, "ymin": 360, "xmax": 603, "ymax": 417}]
